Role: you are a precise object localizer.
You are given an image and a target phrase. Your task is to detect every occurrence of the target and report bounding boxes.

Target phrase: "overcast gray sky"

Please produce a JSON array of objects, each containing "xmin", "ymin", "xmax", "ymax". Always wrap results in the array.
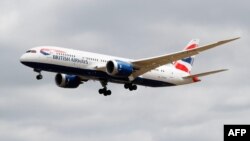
[{"xmin": 0, "ymin": 0, "xmax": 249, "ymax": 141}]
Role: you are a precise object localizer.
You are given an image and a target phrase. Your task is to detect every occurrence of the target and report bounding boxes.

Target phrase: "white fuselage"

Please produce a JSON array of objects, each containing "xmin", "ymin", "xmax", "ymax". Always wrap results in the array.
[{"xmin": 20, "ymin": 46, "xmax": 194, "ymax": 87}]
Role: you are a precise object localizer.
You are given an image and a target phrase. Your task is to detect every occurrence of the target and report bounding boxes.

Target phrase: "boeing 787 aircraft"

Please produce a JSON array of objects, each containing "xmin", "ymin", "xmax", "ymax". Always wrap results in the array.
[{"xmin": 20, "ymin": 37, "xmax": 239, "ymax": 96}]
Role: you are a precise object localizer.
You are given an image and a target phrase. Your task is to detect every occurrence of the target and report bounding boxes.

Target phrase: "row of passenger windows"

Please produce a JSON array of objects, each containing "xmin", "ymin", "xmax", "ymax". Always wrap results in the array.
[
  {"xmin": 52, "ymin": 52, "xmax": 108, "ymax": 63},
  {"xmin": 56, "ymin": 53, "xmax": 75, "ymax": 58},
  {"xmin": 86, "ymin": 57, "xmax": 98, "ymax": 61},
  {"xmin": 86, "ymin": 57, "xmax": 108, "ymax": 62},
  {"xmin": 154, "ymin": 69, "xmax": 165, "ymax": 72},
  {"xmin": 55, "ymin": 53, "xmax": 108, "ymax": 62},
  {"xmin": 25, "ymin": 50, "xmax": 108, "ymax": 63},
  {"xmin": 25, "ymin": 49, "xmax": 109, "ymax": 64},
  {"xmin": 55, "ymin": 54, "xmax": 108, "ymax": 63}
]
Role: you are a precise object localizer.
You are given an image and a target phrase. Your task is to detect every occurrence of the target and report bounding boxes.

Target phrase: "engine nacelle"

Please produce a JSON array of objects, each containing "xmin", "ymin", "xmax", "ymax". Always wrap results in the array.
[
  {"xmin": 106, "ymin": 60, "xmax": 133, "ymax": 77},
  {"xmin": 55, "ymin": 73, "xmax": 81, "ymax": 88}
]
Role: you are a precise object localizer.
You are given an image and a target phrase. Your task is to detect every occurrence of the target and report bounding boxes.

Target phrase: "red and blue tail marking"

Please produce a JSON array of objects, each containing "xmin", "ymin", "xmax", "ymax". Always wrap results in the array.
[{"xmin": 174, "ymin": 39, "xmax": 199, "ymax": 73}]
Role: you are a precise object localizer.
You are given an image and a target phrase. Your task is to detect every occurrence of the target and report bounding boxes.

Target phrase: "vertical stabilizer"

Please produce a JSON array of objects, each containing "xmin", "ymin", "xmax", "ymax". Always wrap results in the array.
[{"xmin": 174, "ymin": 39, "xmax": 199, "ymax": 73}]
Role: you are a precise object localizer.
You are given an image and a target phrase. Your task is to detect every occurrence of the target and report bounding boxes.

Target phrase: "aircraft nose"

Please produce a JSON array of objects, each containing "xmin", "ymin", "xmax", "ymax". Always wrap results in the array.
[{"xmin": 20, "ymin": 54, "xmax": 28, "ymax": 65}]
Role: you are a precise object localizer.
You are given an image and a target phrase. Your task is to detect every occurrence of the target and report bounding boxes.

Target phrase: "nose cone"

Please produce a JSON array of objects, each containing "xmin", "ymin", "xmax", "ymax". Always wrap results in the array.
[
  {"xmin": 20, "ymin": 54, "xmax": 25, "ymax": 63},
  {"xmin": 20, "ymin": 54, "xmax": 29, "ymax": 66}
]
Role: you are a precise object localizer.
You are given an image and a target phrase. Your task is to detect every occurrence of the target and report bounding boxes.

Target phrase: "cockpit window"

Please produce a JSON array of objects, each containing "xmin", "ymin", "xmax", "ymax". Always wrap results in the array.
[{"xmin": 26, "ymin": 50, "xmax": 36, "ymax": 53}]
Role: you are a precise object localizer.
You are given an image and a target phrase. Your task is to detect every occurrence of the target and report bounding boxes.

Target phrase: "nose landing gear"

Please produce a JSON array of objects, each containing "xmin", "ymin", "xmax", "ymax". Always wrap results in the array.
[{"xmin": 34, "ymin": 69, "xmax": 43, "ymax": 80}]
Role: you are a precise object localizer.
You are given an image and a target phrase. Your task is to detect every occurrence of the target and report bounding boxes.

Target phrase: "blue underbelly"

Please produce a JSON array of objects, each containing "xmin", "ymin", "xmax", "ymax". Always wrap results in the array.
[{"xmin": 22, "ymin": 62, "xmax": 175, "ymax": 87}]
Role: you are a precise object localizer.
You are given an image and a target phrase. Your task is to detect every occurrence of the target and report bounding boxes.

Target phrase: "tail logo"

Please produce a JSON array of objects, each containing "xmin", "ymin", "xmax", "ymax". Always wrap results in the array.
[{"xmin": 174, "ymin": 39, "xmax": 199, "ymax": 73}]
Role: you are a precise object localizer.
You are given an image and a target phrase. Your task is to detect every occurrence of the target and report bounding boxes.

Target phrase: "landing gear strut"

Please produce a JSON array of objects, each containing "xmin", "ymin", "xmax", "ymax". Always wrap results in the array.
[
  {"xmin": 34, "ymin": 69, "xmax": 43, "ymax": 80},
  {"xmin": 124, "ymin": 83, "xmax": 137, "ymax": 91},
  {"xmin": 99, "ymin": 81, "xmax": 112, "ymax": 96}
]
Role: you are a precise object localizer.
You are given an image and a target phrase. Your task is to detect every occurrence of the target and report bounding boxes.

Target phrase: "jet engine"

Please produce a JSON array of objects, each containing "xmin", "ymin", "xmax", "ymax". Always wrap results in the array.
[
  {"xmin": 106, "ymin": 60, "xmax": 133, "ymax": 77},
  {"xmin": 55, "ymin": 73, "xmax": 81, "ymax": 88}
]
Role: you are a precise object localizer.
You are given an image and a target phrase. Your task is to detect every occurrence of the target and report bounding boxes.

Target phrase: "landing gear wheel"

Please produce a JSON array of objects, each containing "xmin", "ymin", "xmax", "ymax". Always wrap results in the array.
[
  {"xmin": 107, "ymin": 90, "xmax": 111, "ymax": 95},
  {"xmin": 99, "ymin": 89, "xmax": 103, "ymax": 94},
  {"xmin": 99, "ymin": 88, "xmax": 106, "ymax": 94},
  {"xmin": 36, "ymin": 74, "xmax": 43, "ymax": 80},
  {"xmin": 103, "ymin": 90, "xmax": 110, "ymax": 96},
  {"xmin": 132, "ymin": 85, "xmax": 137, "ymax": 90},
  {"xmin": 99, "ymin": 81, "xmax": 112, "ymax": 96},
  {"xmin": 124, "ymin": 84, "xmax": 129, "ymax": 89},
  {"xmin": 98, "ymin": 88, "xmax": 111, "ymax": 96},
  {"xmin": 34, "ymin": 69, "xmax": 43, "ymax": 80},
  {"xmin": 126, "ymin": 84, "xmax": 137, "ymax": 91},
  {"xmin": 129, "ymin": 87, "xmax": 133, "ymax": 91},
  {"xmin": 103, "ymin": 89, "xmax": 112, "ymax": 96}
]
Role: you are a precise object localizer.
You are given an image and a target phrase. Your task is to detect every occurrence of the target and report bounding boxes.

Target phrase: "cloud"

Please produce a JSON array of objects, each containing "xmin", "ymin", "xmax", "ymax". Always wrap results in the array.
[{"xmin": 0, "ymin": 0, "xmax": 250, "ymax": 141}]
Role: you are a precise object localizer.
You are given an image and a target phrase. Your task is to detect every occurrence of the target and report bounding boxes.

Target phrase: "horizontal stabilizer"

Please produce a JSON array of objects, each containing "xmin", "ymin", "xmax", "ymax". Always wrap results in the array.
[{"xmin": 183, "ymin": 69, "xmax": 228, "ymax": 79}]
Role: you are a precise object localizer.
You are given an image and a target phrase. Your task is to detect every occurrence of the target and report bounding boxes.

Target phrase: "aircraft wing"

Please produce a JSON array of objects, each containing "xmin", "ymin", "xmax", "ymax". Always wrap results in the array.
[{"xmin": 128, "ymin": 37, "xmax": 240, "ymax": 80}]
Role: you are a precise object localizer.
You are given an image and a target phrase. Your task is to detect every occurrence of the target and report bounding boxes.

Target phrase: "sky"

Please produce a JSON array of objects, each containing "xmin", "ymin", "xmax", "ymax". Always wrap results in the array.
[{"xmin": 0, "ymin": 0, "xmax": 249, "ymax": 141}]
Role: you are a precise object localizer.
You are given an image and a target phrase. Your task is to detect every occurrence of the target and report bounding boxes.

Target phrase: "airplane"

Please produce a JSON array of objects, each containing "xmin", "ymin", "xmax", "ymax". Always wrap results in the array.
[{"xmin": 20, "ymin": 37, "xmax": 239, "ymax": 96}]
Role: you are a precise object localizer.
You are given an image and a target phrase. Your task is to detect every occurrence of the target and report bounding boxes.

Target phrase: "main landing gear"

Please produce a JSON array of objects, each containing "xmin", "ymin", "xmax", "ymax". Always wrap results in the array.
[
  {"xmin": 34, "ymin": 69, "xmax": 43, "ymax": 80},
  {"xmin": 124, "ymin": 83, "xmax": 137, "ymax": 91},
  {"xmin": 99, "ymin": 81, "xmax": 112, "ymax": 96}
]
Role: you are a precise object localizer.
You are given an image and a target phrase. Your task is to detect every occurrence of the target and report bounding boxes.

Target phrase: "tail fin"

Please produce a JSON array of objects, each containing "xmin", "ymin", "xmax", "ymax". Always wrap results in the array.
[{"xmin": 174, "ymin": 39, "xmax": 199, "ymax": 73}]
